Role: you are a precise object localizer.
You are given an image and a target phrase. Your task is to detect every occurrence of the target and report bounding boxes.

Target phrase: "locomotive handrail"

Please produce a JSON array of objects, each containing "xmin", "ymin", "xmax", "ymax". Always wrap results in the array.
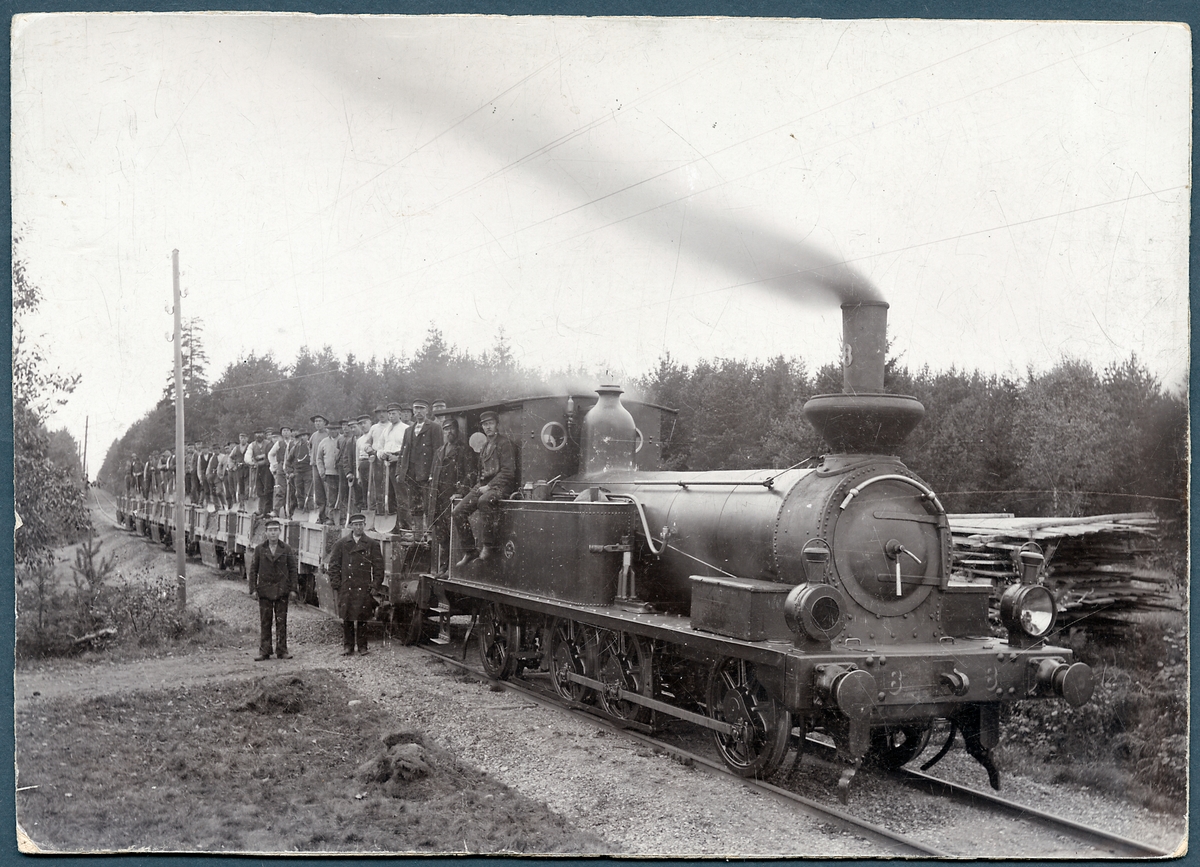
[
  {"xmin": 604, "ymin": 492, "xmax": 667, "ymax": 555},
  {"xmin": 606, "ymin": 479, "xmax": 780, "ymax": 489},
  {"xmin": 838, "ymin": 474, "xmax": 946, "ymax": 514}
]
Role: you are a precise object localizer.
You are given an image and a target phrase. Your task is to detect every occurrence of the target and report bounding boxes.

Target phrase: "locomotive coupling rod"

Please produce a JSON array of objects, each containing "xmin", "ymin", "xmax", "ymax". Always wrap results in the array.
[{"xmin": 565, "ymin": 671, "xmax": 742, "ymax": 737}]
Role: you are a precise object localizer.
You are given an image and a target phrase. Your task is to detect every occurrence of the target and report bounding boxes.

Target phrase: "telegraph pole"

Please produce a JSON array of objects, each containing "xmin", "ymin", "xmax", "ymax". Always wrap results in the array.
[
  {"xmin": 81, "ymin": 415, "xmax": 88, "ymax": 485},
  {"xmin": 172, "ymin": 250, "xmax": 187, "ymax": 611}
]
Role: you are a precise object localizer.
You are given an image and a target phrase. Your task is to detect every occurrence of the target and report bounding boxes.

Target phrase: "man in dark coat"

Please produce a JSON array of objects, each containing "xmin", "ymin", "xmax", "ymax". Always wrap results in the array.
[
  {"xmin": 428, "ymin": 417, "xmax": 468, "ymax": 573},
  {"xmin": 328, "ymin": 514, "xmax": 384, "ymax": 655},
  {"xmin": 453, "ymin": 410, "xmax": 518, "ymax": 565},
  {"xmin": 248, "ymin": 517, "xmax": 298, "ymax": 660},
  {"xmin": 402, "ymin": 399, "xmax": 443, "ymax": 531}
]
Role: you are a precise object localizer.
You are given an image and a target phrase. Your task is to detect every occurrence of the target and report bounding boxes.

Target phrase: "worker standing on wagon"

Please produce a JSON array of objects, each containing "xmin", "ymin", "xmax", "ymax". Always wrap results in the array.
[
  {"xmin": 429, "ymin": 417, "xmax": 468, "ymax": 573},
  {"xmin": 378, "ymin": 402, "xmax": 409, "ymax": 524},
  {"xmin": 453, "ymin": 410, "xmax": 517, "ymax": 565},
  {"xmin": 403, "ymin": 399, "xmax": 442, "ymax": 532},
  {"xmin": 248, "ymin": 517, "xmax": 298, "ymax": 661},
  {"xmin": 328, "ymin": 513, "xmax": 384, "ymax": 656},
  {"xmin": 316, "ymin": 420, "xmax": 342, "ymax": 524}
]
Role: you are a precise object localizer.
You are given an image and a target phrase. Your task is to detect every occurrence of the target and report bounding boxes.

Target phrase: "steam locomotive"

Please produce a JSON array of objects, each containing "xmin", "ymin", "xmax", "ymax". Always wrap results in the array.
[{"xmin": 116, "ymin": 302, "xmax": 1094, "ymax": 795}]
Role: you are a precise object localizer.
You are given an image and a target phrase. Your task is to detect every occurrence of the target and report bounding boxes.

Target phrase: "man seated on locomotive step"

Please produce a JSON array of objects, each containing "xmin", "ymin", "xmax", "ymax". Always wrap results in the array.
[{"xmin": 453, "ymin": 410, "xmax": 517, "ymax": 565}]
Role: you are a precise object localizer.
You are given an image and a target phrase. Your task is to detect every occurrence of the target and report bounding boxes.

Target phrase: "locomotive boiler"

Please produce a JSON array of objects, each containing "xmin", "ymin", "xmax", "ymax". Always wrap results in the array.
[{"xmin": 426, "ymin": 301, "xmax": 1094, "ymax": 793}]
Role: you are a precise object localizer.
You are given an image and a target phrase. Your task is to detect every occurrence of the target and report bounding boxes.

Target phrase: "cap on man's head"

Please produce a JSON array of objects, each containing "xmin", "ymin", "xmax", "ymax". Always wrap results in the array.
[
  {"xmin": 441, "ymin": 417, "xmax": 457, "ymax": 429},
  {"xmin": 310, "ymin": 413, "xmax": 328, "ymax": 423},
  {"xmin": 386, "ymin": 402, "xmax": 402, "ymax": 412},
  {"xmin": 374, "ymin": 405, "xmax": 387, "ymax": 414},
  {"xmin": 357, "ymin": 413, "xmax": 372, "ymax": 423},
  {"xmin": 480, "ymin": 410, "xmax": 499, "ymax": 424},
  {"xmin": 265, "ymin": 518, "xmax": 282, "ymax": 529},
  {"xmin": 412, "ymin": 399, "xmax": 430, "ymax": 409},
  {"xmin": 266, "ymin": 428, "xmax": 277, "ymax": 436},
  {"xmin": 432, "ymin": 399, "xmax": 447, "ymax": 409},
  {"xmin": 238, "ymin": 432, "xmax": 248, "ymax": 438},
  {"xmin": 348, "ymin": 513, "xmax": 366, "ymax": 524},
  {"xmin": 254, "ymin": 430, "xmax": 265, "ymax": 436}
]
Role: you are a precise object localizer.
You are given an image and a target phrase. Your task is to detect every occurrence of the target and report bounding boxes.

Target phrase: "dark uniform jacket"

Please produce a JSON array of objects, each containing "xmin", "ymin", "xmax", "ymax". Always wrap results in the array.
[
  {"xmin": 328, "ymin": 532, "xmax": 384, "ymax": 621},
  {"xmin": 337, "ymin": 433, "xmax": 357, "ymax": 478},
  {"xmin": 248, "ymin": 541, "xmax": 298, "ymax": 600},
  {"xmin": 402, "ymin": 421, "xmax": 443, "ymax": 483},
  {"xmin": 478, "ymin": 434, "xmax": 517, "ymax": 494},
  {"xmin": 428, "ymin": 440, "xmax": 469, "ymax": 517}
]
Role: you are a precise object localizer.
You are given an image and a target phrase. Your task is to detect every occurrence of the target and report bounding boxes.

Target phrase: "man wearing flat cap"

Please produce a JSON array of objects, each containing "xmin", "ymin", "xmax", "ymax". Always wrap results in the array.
[
  {"xmin": 309, "ymin": 414, "xmax": 331, "ymax": 521},
  {"xmin": 453, "ymin": 410, "xmax": 517, "ymax": 565},
  {"xmin": 354, "ymin": 413, "xmax": 374, "ymax": 514},
  {"xmin": 429, "ymin": 416, "xmax": 469, "ymax": 572},
  {"xmin": 366, "ymin": 405, "xmax": 389, "ymax": 512},
  {"xmin": 316, "ymin": 420, "xmax": 342, "ymax": 524},
  {"xmin": 328, "ymin": 513, "xmax": 384, "ymax": 655},
  {"xmin": 379, "ymin": 402, "xmax": 410, "ymax": 523},
  {"xmin": 402, "ymin": 399, "xmax": 442, "ymax": 531},
  {"xmin": 248, "ymin": 517, "xmax": 298, "ymax": 661}
]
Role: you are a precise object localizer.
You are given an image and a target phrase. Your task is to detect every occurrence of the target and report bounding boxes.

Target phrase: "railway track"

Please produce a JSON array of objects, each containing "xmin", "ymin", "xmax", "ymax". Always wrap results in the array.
[
  {"xmin": 888, "ymin": 767, "xmax": 1172, "ymax": 858},
  {"xmin": 419, "ymin": 641, "xmax": 947, "ymax": 857},
  {"xmin": 421, "ymin": 633, "xmax": 1171, "ymax": 860}
]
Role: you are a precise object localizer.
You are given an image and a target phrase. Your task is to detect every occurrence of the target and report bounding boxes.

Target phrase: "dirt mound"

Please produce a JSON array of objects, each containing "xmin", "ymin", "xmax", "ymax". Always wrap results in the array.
[
  {"xmin": 356, "ymin": 729, "xmax": 439, "ymax": 796},
  {"xmin": 232, "ymin": 674, "xmax": 307, "ymax": 714}
]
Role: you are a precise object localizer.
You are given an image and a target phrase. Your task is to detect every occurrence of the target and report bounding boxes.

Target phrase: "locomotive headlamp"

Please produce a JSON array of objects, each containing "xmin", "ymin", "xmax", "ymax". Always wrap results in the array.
[
  {"xmin": 784, "ymin": 583, "xmax": 845, "ymax": 642},
  {"xmin": 999, "ymin": 584, "xmax": 1057, "ymax": 642}
]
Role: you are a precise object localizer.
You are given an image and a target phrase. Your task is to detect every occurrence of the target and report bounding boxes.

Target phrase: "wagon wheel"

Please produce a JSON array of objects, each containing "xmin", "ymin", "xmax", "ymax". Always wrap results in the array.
[
  {"xmin": 596, "ymin": 630, "xmax": 652, "ymax": 723},
  {"xmin": 868, "ymin": 723, "xmax": 932, "ymax": 770},
  {"xmin": 549, "ymin": 620, "xmax": 597, "ymax": 703},
  {"xmin": 478, "ymin": 602, "xmax": 520, "ymax": 680},
  {"xmin": 707, "ymin": 656, "xmax": 792, "ymax": 779},
  {"xmin": 396, "ymin": 603, "xmax": 427, "ymax": 647}
]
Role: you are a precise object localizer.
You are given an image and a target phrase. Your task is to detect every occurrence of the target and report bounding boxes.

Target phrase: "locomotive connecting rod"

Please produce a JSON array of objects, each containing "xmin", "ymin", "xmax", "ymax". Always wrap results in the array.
[{"xmin": 563, "ymin": 671, "xmax": 744, "ymax": 738}]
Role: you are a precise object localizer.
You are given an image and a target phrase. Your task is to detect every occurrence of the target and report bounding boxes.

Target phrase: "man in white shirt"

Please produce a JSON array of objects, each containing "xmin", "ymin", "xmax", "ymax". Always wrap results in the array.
[
  {"xmin": 378, "ymin": 402, "xmax": 409, "ymax": 523},
  {"xmin": 366, "ymin": 405, "xmax": 389, "ymax": 512}
]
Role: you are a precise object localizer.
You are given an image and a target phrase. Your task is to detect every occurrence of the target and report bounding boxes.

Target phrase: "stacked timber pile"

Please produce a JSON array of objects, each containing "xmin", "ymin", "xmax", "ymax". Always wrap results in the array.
[{"xmin": 947, "ymin": 512, "xmax": 1177, "ymax": 619}]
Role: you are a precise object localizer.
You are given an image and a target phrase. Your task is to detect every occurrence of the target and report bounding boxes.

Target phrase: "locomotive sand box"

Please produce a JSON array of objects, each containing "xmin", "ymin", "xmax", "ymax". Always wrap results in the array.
[{"xmin": 117, "ymin": 302, "xmax": 1094, "ymax": 797}]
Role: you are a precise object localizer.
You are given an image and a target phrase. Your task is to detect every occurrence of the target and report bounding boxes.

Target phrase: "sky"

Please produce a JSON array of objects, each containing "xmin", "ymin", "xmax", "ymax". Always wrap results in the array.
[{"xmin": 11, "ymin": 15, "xmax": 1191, "ymax": 474}]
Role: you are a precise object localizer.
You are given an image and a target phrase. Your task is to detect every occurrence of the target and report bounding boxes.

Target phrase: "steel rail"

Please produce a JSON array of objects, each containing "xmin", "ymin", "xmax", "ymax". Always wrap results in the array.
[
  {"xmin": 420, "ymin": 644, "xmax": 949, "ymax": 858},
  {"xmin": 889, "ymin": 766, "xmax": 1173, "ymax": 858}
]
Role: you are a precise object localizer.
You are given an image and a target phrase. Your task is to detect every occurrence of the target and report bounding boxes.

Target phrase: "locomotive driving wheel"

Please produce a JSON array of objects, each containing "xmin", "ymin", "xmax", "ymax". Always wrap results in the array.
[
  {"xmin": 707, "ymin": 657, "xmax": 792, "ymax": 779},
  {"xmin": 549, "ymin": 620, "xmax": 597, "ymax": 703},
  {"xmin": 595, "ymin": 630, "xmax": 652, "ymax": 723},
  {"xmin": 867, "ymin": 723, "xmax": 932, "ymax": 770},
  {"xmin": 478, "ymin": 602, "xmax": 520, "ymax": 680}
]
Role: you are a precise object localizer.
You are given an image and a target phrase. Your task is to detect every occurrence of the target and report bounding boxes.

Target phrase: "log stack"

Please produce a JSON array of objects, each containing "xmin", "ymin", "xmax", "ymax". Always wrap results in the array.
[{"xmin": 947, "ymin": 512, "xmax": 1177, "ymax": 621}]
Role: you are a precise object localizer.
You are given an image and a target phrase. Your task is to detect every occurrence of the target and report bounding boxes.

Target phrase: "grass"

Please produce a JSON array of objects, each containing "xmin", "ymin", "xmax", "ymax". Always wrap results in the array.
[
  {"xmin": 16, "ymin": 669, "xmax": 612, "ymax": 854},
  {"xmin": 995, "ymin": 611, "xmax": 1188, "ymax": 814}
]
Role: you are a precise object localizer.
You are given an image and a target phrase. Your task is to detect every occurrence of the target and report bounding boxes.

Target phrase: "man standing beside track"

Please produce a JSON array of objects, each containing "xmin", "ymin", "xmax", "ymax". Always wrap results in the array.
[
  {"xmin": 328, "ymin": 513, "xmax": 383, "ymax": 655},
  {"xmin": 248, "ymin": 517, "xmax": 298, "ymax": 661}
]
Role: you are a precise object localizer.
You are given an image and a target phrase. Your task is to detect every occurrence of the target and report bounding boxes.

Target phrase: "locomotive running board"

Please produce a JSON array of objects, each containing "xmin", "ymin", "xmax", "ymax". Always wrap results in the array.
[{"xmin": 563, "ymin": 671, "xmax": 741, "ymax": 738}]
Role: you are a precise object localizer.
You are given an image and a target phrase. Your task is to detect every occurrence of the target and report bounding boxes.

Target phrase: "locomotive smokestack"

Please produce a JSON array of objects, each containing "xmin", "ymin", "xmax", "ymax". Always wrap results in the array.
[
  {"xmin": 841, "ymin": 301, "xmax": 888, "ymax": 394},
  {"xmin": 802, "ymin": 302, "xmax": 925, "ymax": 453}
]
